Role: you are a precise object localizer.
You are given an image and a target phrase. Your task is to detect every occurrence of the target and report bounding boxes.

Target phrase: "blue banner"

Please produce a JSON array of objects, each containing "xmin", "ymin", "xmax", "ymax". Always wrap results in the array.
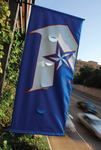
[{"xmin": 10, "ymin": 5, "xmax": 84, "ymax": 136}]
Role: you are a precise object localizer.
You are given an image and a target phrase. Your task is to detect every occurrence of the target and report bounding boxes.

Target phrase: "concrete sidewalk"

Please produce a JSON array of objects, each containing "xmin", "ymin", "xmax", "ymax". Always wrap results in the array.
[{"xmin": 47, "ymin": 134, "xmax": 92, "ymax": 150}]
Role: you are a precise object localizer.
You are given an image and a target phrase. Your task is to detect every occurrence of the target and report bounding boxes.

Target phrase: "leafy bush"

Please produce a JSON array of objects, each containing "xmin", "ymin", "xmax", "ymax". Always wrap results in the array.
[
  {"xmin": 0, "ymin": 30, "xmax": 24, "ymax": 129},
  {"xmin": 0, "ymin": 133, "xmax": 50, "ymax": 150},
  {"xmin": 0, "ymin": 0, "xmax": 13, "ymax": 73}
]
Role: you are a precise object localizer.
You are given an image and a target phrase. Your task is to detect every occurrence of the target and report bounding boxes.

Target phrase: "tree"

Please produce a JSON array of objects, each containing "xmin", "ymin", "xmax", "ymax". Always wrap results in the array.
[
  {"xmin": 79, "ymin": 65, "xmax": 95, "ymax": 84},
  {"xmin": 73, "ymin": 65, "xmax": 101, "ymax": 89},
  {"xmin": 85, "ymin": 68, "xmax": 101, "ymax": 88}
]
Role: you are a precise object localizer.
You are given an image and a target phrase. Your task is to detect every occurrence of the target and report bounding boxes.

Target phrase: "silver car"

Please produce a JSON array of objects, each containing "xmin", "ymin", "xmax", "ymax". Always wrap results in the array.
[{"xmin": 78, "ymin": 113, "xmax": 101, "ymax": 139}]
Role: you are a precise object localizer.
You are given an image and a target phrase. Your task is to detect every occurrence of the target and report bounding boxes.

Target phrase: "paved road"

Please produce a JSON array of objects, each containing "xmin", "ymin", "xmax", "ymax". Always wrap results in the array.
[{"xmin": 48, "ymin": 88, "xmax": 101, "ymax": 150}]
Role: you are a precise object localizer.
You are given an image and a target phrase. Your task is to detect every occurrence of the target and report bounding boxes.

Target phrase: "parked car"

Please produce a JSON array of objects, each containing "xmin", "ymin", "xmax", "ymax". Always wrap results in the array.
[
  {"xmin": 65, "ymin": 114, "xmax": 76, "ymax": 132},
  {"xmin": 78, "ymin": 113, "xmax": 101, "ymax": 139},
  {"xmin": 77, "ymin": 101, "xmax": 98, "ymax": 115}
]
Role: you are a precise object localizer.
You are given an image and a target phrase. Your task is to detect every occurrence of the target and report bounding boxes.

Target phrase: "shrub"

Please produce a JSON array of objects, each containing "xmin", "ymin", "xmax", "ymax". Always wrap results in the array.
[
  {"xmin": 0, "ymin": 30, "xmax": 24, "ymax": 129},
  {"xmin": 0, "ymin": 133, "xmax": 50, "ymax": 150},
  {"xmin": 0, "ymin": 0, "xmax": 13, "ymax": 73}
]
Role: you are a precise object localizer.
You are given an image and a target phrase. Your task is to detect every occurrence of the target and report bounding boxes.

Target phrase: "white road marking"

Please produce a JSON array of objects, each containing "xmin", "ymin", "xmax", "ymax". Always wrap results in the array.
[
  {"xmin": 76, "ymin": 130, "xmax": 92, "ymax": 149},
  {"xmin": 69, "ymin": 114, "xmax": 73, "ymax": 119},
  {"xmin": 46, "ymin": 136, "xmax": 52, "ymax": 150}
]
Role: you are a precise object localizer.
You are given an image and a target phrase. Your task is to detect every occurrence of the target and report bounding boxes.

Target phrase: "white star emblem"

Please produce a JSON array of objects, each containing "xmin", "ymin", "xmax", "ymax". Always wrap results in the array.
[{"xmin": 43, "ymin": 42, "xmax": 76, "ymax": 71}]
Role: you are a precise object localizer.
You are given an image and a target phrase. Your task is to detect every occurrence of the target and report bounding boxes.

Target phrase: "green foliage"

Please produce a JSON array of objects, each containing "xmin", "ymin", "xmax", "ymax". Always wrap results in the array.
[
  {"xmin": 6, "ymin": 30, "xmax": 24, "ymax": 87},
  {"xmin": 73, "ymin": 65, "xmax": 93, "ymax": 84},
  {"xmin": 0, "ymin": 29, "xmax": 24, "ymax": 129},
  {"xmin": 0, "ymin": 133, "xmax": 50, "ymax": 150},
  {"xmin": 0, "ymin": 0, "xmax": 13, "ymax": 73},
  {"xmin": 85, "ymin": 69, "xmax": 101, "ymax": 88},
  {"xmin": 79, "ymin": 65, "xmax": 95, "ymax": 84},
  {"xmin": 73, "ymin": 74, "xmax": 81, "ymax": 84},
  {"xmin": 74, "ymin": 70, "xmax": 77, "ymax": 78},
  {"xmin": 73, "ymin": 65, "xmax": 101, "ymax": 89}
]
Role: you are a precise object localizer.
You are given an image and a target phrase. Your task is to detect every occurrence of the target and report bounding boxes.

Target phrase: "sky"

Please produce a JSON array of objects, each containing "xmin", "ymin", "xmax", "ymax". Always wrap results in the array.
[{"xmin": 35, "ymin": 0, "xmax": 101, "ymax": 65}]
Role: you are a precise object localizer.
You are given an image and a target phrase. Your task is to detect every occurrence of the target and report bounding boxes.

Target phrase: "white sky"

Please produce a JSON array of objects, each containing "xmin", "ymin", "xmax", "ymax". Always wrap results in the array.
[{"xmin": 35, "ymin": 0, "xmax": 101, "ymax": 65}]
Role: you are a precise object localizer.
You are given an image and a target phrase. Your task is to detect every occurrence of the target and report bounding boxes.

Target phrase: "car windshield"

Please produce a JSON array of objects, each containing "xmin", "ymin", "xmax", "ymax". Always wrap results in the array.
[
  {"xmin": 91, "ymin": 120, "xmax": 101, "ymax": 125},
  {"xmin": 86, "ymin": 103, "xmax": 94, "ymax": 108}
]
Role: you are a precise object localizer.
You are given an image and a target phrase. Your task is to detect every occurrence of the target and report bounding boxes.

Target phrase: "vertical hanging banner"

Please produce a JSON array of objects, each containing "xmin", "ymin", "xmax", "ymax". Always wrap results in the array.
[{"xmin": 10, "ymin": 5, "xmax": 84, "ymax": 136}]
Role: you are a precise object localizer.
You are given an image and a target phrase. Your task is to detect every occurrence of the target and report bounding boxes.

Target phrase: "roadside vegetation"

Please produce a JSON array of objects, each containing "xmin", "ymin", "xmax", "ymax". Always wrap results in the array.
[
  {"xmin": 73, "ymin": 65, "xmax": 101, "ymax": 89},
  {"xmin": 0, "ymin": 1, "xmax": 50, "ymax": 150}
]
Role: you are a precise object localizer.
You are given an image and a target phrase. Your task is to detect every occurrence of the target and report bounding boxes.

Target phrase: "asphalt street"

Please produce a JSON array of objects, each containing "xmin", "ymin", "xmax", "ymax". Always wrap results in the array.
[{"xmin": 48, "ymin": 88, "xmax": 101, "ymax": 150}]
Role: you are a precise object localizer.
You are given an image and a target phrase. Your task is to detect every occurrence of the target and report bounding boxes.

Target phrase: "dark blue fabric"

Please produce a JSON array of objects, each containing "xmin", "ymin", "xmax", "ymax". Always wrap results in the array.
[{"xmin": 10, "ymin": 5, "xmax": 84, "ymax": 135}]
